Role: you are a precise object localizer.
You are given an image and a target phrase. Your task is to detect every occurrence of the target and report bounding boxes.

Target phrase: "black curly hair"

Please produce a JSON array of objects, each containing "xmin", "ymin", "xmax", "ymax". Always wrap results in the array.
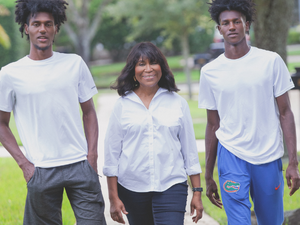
[
  {"xmin": 15, "ymin": 0, "xmax": 68, "ymax": 39},
  {"xmin": 111, "ymin": 42, "xmax": 179, "ymax": 96},
  {"xmin": 208, "ymin": 0, "xmax": 255, "ymax": 25}
]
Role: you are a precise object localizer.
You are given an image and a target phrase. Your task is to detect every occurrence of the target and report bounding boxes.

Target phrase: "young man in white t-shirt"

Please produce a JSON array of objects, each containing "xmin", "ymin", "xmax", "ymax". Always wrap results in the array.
[
  {"xmin": 198, "ymin": 0, "xmax": 300, "ymax": 224},
  {"xmin": 0, "ymin": 0, "xmax": 106, "ymax": 224}
]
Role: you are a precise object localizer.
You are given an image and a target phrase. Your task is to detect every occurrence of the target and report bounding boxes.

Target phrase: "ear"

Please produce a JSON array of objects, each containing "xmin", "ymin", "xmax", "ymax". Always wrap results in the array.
[
  {"xmin": 24, "ymin": 23, "xmax": 29, "ymax": 34},
  {"xmin": 55, "ymin": 24, "xmax": 58, "ymax": 35},
  {"xmin": 245, "ymin": 21, "xmax": 250, "ymax": 33},
  {"xmin": 217, "ymin": 25, "xmax": 222, "ymax": 36}
]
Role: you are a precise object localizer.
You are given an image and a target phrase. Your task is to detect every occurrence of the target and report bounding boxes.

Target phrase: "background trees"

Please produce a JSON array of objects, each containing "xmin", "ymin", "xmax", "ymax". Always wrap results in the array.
[
  {"xmin": 106, "ymin": 0, "xmax": 213, "ymax": 98},
  {"xmin": 63, "ymin": 0, "xmax": 113, "ymax": 63},
  {"xmin": 0, "ymin": 5, "xmax": 11, "ymax": 49},
  {"xmin": 253, "ymin": 0, "xmax": 294, "ymax": 63}
]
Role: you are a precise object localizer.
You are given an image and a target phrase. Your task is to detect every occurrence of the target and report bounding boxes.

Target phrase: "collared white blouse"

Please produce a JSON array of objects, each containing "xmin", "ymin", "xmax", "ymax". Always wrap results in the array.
[{"xmin": 103, "ymin": 88, "xmax": 201, "ymax": 192}]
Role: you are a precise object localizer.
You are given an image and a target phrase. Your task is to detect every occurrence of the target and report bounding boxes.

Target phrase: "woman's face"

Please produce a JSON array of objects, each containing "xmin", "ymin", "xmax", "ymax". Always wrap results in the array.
[{"xmin": 134, "ymin": 56, "xmax": 162, "ymax": 89}]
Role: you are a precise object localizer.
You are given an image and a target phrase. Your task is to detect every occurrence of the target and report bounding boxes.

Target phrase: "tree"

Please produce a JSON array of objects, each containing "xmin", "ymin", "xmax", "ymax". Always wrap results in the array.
[
  {"xmin": 253, "ymin": 0, "xmax": 294, "ymax": 63},
  {"xmin": 0, "ymin": 5, "xmax": 11, "ymax": 49},
  {"xmin": 63, "ymin": 0, "xmax": 113, "ymax": 63},
  {"xmin": 107, "ymin": 0, "xmax": 213, "ymax": 99}
]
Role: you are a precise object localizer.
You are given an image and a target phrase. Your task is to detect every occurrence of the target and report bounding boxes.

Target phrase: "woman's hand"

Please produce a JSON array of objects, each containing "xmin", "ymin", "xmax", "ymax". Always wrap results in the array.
[
  {"xmin": 110, "ymin": 197, "xmax": 128, "ymax": 224},
  {"xmin": 190, "ymin": 191, "xmax": 204, "ymax": 223}
]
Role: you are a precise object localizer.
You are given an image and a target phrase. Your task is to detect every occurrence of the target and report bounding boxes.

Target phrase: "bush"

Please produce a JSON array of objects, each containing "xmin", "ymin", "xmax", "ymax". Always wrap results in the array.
[
  {"xmin": 288, "ymin": 29, "xmax": 300, "ymax": 45},
  {"xmin": 0, "ymin": 7, "xmax": 27, "ymax": 69}
]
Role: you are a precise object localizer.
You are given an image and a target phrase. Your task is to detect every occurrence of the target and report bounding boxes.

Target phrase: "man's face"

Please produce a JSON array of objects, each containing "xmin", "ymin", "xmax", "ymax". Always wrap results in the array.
[
  {"xmin": 217, "ymin": 10, "xmax": 249, "ymax": 46},
  {"xmin": 25, "ymin": 12, "xmax": 57, "ymax": 52}
]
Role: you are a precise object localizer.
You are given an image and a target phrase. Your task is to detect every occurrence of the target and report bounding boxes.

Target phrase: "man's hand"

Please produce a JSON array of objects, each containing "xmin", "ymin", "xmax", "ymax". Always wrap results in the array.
[
  {"xmin": 206, "ymin": 177, "xmax": 223, "ymax": 209},
  {"xmin": 87, "ymin": 153, "xmax": 98, "ymax": 174},
  {"xmin": 190, "ymin": 192, "xmax": 203, "ymax": 223},
  {"xmin": 110, "ymin": 197, "xmax": 128, "ymax": 224},
  {"xmin": 20, "ymin": 161, "xmax": 35, "ymax": 183},
  {"xmin": 286, "ymin": 163, "xmax": 300, "ymax": 196}
]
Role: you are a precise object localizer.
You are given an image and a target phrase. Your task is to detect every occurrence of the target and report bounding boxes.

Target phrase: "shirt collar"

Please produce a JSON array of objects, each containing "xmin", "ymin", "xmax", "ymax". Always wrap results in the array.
[{"xmin": 124, "ymin": 87, "xmax": 168, "ymax": 102}]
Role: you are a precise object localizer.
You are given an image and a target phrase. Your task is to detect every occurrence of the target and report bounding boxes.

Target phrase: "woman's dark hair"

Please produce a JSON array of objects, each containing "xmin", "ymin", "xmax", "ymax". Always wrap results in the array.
[
  {"xmin": 111, "ymin": 42, "xmax": 180, "ymax": 96},
  {"xmin": 208, "ymin": 0, "xmax": 255, "ymax": 25},
  {"xmin": 15, "ymin": 0, "xmax": 68, "ymax": 39}
]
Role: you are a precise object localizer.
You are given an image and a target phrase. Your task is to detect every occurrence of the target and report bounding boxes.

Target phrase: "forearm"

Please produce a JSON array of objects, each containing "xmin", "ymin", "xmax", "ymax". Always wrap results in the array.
[
  {"xmin": 205, "ymin": 123, "xmax": 219, "ymax": 180},
  {"xmin": 190, "ymin": 174, "xmax": 201, "ymax": 188},
  {"xmin": 0, "ymin": 124, "xmax": 29, "ymax": 167},
  {"xmin": 280, "ymin": 110, "xmax": 298, "ymax": 166},
  {"xmin": 107, "ymin": 176, "xmax": 119, "ymax": 201},
  {"xmin": 82, "ymin": 109, "xmax": 99, "ymax": 157}
]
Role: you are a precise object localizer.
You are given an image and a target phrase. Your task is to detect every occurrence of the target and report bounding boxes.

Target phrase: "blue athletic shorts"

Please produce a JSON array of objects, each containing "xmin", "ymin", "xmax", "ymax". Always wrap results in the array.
[{"xmin": 217, "ymin": 143, "xmax": 284, "ymax": 225}]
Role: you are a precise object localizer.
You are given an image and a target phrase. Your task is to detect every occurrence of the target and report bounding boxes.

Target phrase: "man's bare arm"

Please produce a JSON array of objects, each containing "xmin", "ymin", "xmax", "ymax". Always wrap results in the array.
[
  {"xmin": 276, "ymin": 92, "xmax": 300, "ymax": 196},
  {"xmin": 0, "ymin": 110, "xmax": 34, "ymax": 182}
]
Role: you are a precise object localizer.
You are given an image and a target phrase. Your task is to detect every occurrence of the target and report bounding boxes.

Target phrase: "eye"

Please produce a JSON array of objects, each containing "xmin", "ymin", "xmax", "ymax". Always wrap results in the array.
[
  {"xmin": 46, "ymin": 23, "xmax": 53, "ymax": 27},
  {"xmin": 33, "ymin": 23, "xmax": 39, "ymax": 27}
]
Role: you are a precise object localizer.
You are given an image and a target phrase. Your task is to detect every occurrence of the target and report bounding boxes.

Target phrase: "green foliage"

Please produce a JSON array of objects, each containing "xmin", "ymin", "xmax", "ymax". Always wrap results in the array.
[
  {"xmin": 106, "ymin": 0, "xmax": 213, "ymax": 52},
  {"xmin": 0, "ymin": 6, "xmax": 27, "ymax": 69},
  {"xmin": 0, "ymin": 0, "xmax": 15, "ymax": 7},
  {"xmin": 288, "ymin": 29, "xmax": 300, "ymax": 45}
]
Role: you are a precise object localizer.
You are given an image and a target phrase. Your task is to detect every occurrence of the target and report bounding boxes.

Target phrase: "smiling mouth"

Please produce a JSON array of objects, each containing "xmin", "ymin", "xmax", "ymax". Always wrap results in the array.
[
  {"xmin": 38, "ymin": 37, "xmax": 48, "ymax": 41},
  {"xmin": 143, "ymin": 75, "xmax": 155, "ymax": 78}
]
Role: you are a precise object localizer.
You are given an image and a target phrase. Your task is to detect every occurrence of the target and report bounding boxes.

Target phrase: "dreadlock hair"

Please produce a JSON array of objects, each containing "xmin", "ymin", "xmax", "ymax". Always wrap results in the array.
[
  {"xmin": 208, "ymin": 0, "xmax": 256, "ymax": 25},
  {"xmin": 15, "ymin": 0, "xmax": 68, "ymax": 39}
]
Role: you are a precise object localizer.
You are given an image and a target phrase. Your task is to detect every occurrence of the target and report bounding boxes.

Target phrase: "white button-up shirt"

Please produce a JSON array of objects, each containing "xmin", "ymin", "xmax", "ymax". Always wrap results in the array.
[{"xmin": 103, "ymin": 88, "xmax": 201, "ymax": 192}]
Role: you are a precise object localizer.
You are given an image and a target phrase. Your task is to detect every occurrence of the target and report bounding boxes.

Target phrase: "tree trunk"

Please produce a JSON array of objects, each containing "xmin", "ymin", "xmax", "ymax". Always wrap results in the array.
[
  {"xmin": 253, "ymin": 0, "xmax": 294, "ymax": 63},
  {"xmin": 254, "ymin": 0, "xmax": 294, "ymax": 160},
  {"xmin": 181, "ymin": 31, "xmax": 192, "ymax": 99}
]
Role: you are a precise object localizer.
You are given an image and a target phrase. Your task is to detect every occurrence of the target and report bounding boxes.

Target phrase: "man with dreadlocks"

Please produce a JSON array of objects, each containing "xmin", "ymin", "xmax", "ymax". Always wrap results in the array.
[
  {"xmin": 198, "ymin": 0, "xmax": 300, "ymax": 224},
  {"xmin": 0, "ymin": 0, "xmax": 106, "ymax": 224}
]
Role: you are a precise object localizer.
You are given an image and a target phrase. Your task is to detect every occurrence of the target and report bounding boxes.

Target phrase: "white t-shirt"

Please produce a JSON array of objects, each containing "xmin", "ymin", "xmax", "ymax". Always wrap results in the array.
[
  {"xmin": 198, "ymin": 47, "xmax": 294, "ymax": 164},
  {"xmin": 103, "ymin": 88, "xmax": 201, "ymax": 192},
  {"xmin": 0, "ymin": 52, "xmax": 98, "ymax": 167}
]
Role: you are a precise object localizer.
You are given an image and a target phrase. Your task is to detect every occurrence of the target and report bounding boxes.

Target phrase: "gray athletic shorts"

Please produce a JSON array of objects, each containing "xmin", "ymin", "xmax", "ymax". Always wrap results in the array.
[{"xmin": 23, "ymin": 160, "xmax": 106, "ymax": 225}]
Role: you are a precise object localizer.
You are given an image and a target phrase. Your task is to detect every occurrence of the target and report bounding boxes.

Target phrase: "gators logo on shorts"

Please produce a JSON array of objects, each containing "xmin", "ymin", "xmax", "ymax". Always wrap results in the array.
[{"xmin": 223, "ymin": 180, "xmax": 240, "ymax": 193}]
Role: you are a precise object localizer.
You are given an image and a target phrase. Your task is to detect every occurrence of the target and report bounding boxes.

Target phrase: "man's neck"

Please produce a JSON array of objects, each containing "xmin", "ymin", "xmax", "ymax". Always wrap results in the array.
[
  {"xmin": 224, "ymin": 41, "xmax": 250, "ymax": 59},
  {"xmin": 28, "ymin": 47, "xmax": 53, "ymax": 60}
]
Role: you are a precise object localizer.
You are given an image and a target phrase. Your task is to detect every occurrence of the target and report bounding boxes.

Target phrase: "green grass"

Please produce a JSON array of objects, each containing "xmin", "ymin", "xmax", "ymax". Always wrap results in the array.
[
  {"xmin": 288, "ymin": 49, "xmax": 300, "ymax": 56},
  {"xmin": 198, "ymin": 152, "xmax": 300, "ymax": 225},
  {"xmin": 0, "ymin": 158, "xmax": 76, "ymax": 224},
  {"xmin": 187, "ymin": 100, "xmax": 207, "ymax": 139}
]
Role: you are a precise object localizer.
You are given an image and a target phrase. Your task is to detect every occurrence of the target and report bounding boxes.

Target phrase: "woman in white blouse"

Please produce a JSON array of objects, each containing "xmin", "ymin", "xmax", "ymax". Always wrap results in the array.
[{"xmin": 103, "ymin": 42, "xmax": 203, "ymax": 225}]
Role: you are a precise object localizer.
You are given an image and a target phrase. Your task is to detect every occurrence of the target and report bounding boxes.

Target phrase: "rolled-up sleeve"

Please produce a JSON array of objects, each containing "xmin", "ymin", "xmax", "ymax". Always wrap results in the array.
[
  {"xmin": 179, "ymin": 100, "xmax": 202, "ymax": 175},
  {"xmin": 103, "ymin": 104, "xmax": 123, "ymax": 177}
]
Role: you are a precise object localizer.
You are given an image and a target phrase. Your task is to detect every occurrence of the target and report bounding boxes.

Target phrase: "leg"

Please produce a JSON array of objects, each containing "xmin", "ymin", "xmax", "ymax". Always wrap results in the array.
[
  {"xmin": 118, "ymin": 183, "xmax": 154, "ymax": 225},
  {"xmin": 24, "ymin": 167, "xmax": 64, "ymax": 225},
  {"xmin": 152, "ymin": 181, "xmax": 188, "ymax": 225},
  {"xmin": 65, "ymin": 160, "xmax": 106, "ymax": 225},
  {"xmin": 250, "ymin": 159, "xmax": 284, "ymax": 225},
  {"xmin": 217, "ymin": 143, "xmax": 252, "ymax": 225}
]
